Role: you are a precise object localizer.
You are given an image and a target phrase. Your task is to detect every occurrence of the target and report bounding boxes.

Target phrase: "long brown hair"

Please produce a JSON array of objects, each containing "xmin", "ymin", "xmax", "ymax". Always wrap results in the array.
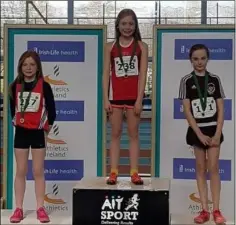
[
  {"xmin": 9, "ymin": 50, "xmax": 43, "ymax": 97},
  {"xmin": 115, "ymin": 9, "xmax": 142, "ymax": 42}
]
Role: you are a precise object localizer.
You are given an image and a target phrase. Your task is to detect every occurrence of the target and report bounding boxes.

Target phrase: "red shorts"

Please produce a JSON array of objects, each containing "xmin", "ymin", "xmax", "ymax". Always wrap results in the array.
[{"xmin": 110, "ymin": 100, "xmax": 136, "ymax": 109}]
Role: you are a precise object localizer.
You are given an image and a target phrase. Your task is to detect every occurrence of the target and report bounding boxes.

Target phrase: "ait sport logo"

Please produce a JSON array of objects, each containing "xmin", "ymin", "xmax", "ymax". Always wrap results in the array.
[
  {"xmin": 101, "ymin": 193, "xmax": 140, "ymax": 224},
  {"xmin": 44, "ymin": 184, "xmax": 66, "ymax": 205},
  {"xmin": 44, "ymin": 65, "xmax": 67, "ymax": 85},
  {"xmin": 47, "ymin": 124, "xmax": 66, "ymax": 145}
]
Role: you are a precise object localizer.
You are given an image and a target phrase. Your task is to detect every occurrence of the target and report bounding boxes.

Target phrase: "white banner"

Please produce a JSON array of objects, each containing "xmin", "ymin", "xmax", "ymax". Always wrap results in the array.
[
  {"xmin": 153, "ymin": 26, "xmax": 235, "ymax": 221},
  {"xmin": 4, "ymin": 25, "xmax": 105, "ymax": 213}
]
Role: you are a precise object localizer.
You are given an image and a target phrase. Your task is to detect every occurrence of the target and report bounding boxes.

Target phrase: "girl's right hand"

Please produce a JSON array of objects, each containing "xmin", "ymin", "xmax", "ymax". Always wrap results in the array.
[
  {"xmin": 104, "ymin": 100, "xmax": 112, "ymax": 113},
  {"xmin": 198, "ymin": 133, "xmax": 211, "ymax": 146}
]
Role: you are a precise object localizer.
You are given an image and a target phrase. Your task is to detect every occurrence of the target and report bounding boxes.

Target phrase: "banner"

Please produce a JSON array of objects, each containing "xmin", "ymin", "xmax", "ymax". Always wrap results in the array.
[
  {"xmin": 152, "ymin": 25, "xmax": 235, "ymax": 221},
  {"xmin": 3, "ymin": 25, "xmax": 106, "ymax": 213}
]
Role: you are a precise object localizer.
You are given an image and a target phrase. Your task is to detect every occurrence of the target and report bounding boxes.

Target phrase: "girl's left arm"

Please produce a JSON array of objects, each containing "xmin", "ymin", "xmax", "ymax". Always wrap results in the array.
[
  {"xmin": 215, "ymin": 98, "xmax": 224, "ymax": 138},
  {"xmin": 44, "ymin": 81, "xmax": 56, "ymax": 132},
  {"xmin": 215, "ymin": 76, "xmax": 225, "ymax": 138},
  {"xmin": 136, "ymin": 41, "xmax": 148, "ymax": 103}
]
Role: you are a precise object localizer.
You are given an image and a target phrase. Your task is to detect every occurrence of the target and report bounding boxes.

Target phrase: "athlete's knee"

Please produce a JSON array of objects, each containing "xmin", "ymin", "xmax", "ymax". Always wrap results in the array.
[
  {"xmin": 16, "ymin": 166, "xmax": 28, "ymax": 177},
  {"xmin": 127, "ymin": 128, "xmax": 138, "ymax": 140},
  {"xmin": 208, "ymin": 162, "xmax": 219, "ymax": 175},
  {"xmin": 111, "ymin": 128, "xmax": 122, "ymax": 139},
  {"xmin": 196, "ymin": 161, "xmax": 207, "ymax": 175},
  {"xmin": 32, "ymin": 166, "xmax": 44, "ymax": 178}
]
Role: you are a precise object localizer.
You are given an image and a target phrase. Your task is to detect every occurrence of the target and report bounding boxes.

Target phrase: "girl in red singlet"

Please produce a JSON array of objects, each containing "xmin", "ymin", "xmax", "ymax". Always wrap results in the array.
[
  {"xmin": 9, "ymin": 50, "xmax": 56, "ymax": 223},
  {"xmin": 103, "ymin": 9, "xmax": 148, "ymax": 185}
]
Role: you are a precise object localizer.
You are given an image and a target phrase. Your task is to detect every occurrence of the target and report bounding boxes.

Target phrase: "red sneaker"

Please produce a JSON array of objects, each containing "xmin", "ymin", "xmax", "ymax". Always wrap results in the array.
[
  {"xmin": 213, "ymin": 209, "xmax": 226, "ymax": 224},
  {"xmin": 106, "ymin": 172, "xmax": 117, "ymax": 185},
  {"xmin": 9, "ymin": 208, "xmax": 23, "ymax": 223},
  {"xmin": 37, "ymin": 207, "xmax": 50, "ymax": 223},
  {"xmin": 194, "ymin": 210, "xmax": 210, "ymax": 224},
  {"xmin": 131, "ymin": 173, "xmax": 143, "ymax": 185}
]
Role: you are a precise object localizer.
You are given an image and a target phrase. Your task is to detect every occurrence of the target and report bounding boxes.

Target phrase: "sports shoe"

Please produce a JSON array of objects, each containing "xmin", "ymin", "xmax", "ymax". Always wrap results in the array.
[
  {"xmin": 213, "ymin": 209, "xmax": 226, "ymax": 224},
  {"xmin": 37, "ymin": 207, "xmax": 50, "ymax": 223},
  {"xmin": 131, "ymin": 172, "xmax": 143, "ymax": 185},
  {"xmin": 107, "ymin": 172, "xmax": 117, "ymax": 185},
  {"xmin": 194, "ymin": 210, "xmax": 210, "ymax": 224},
  {"xmin": 9, "ymin": 208, "xmax": 23, "ymax": 223}
]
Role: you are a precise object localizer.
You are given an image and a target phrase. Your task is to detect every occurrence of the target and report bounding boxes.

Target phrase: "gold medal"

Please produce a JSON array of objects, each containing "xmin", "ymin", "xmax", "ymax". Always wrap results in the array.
[{"xmin": 20, "ymin": 118, "xmax": 24, "ymax": 123}]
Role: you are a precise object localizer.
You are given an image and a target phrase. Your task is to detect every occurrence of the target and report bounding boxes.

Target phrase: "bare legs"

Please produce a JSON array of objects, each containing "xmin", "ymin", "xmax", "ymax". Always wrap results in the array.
[
  {"xmin": 14, "ymin": 148, "xmax": 46, "ymax": 209},
  {"xmin": 14, "ymin": 149, "xmax": 29, "ymax": 209},
  {"xmin": 126, "ymin": 109, "xmax": 140, "ymax": 172},
  {"xmin": 207, "ymin": 146, "xmax": 221, "ymax": 211},
  {"xmin": 109, "ymin": 108, "xmax": 123, "ymax": 172},
  {"xmin": 194, "ymin": 146, "xmax": 221, "ymax": 211},
  {"xmin": 31, "ymin": 148, "xmax": 46, "ymax": 209}
]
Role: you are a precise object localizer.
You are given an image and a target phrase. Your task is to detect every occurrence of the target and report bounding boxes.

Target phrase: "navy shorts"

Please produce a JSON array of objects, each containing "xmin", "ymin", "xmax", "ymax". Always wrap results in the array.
[
  {"xmin": 186, "ymin": 125, "xmax": 224, "ymax": 150},
  {"xmin": 14, "ymin": 126, "xmax": 46, "ymax": 149},
  {"xmin": 110, "ymin": 100, "xmax": 136, "ymax": 109}
]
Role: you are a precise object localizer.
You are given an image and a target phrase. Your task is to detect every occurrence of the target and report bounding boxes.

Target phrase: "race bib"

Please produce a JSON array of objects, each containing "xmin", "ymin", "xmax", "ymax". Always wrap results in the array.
[
  {"xmin": 114, "ymin": 55, "xmax": 138, "ymax": 77},
  {"xmin": 17, "ymin": 92, "xmax": 41, "ymax": 112},
  {"xmin": 191, "ymin": 97, "xmax": 216, "ymax": 119}
]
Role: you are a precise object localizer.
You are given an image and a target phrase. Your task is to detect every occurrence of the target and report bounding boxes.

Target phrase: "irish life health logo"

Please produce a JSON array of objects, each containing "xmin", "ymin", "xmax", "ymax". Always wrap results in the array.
[
  {"xmin": 27, "ymin": 40, "xmax": 85, "ymax": 62},
  {"xmin": 46, "ymin": 124, "xmax": 69, "ymax": 158},
  {"xmin": 174, "ymin": 39, "xmax": 233, "ymax": 60}
]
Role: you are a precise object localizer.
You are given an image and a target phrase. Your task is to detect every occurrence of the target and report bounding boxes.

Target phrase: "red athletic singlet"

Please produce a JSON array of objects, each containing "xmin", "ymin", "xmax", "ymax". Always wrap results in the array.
[
  {"xmin": 109, "ymin": 39, "xmax": 141, "ymax": 101},
  {"xmin": 14, "ymin": 78, "xmax": 49, "ymax": 131}
]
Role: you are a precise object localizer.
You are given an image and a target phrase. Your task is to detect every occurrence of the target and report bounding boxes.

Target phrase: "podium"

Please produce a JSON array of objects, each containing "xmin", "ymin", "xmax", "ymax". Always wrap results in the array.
[{"xmin": 73, "ymin": 177, "xmax": 170, "ymax": 225}]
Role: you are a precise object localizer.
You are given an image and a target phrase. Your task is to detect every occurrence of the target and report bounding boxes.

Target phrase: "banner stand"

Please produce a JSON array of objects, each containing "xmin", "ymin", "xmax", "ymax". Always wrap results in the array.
[
  {"xmin": 3, "ymin": 24, "xmax": 107, "ymax": 212},
  {"xmin": 152, "ymin": 25, "xmax": 235, "ymax": 221}
]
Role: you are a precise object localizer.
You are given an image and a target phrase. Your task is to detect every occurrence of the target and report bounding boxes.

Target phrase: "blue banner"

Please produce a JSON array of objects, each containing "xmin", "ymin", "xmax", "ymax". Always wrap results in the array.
[
  {"xmin": 55, "ymin": 100, "xmax": 85, "ymax": 121},
  {"xmin": 28, "ymin": 41, "xmax": 85, "ymax": 62},
  {"xmin": 174, "ymin": 39, "xmax": 233, "ymax": 60},
  {"xmin": 27, "ymin": 160, "xmax": 84, "ymax": 181},
  {"xmin": 173, "ymin": 158, "xmax": 231, "ymax": 181}
]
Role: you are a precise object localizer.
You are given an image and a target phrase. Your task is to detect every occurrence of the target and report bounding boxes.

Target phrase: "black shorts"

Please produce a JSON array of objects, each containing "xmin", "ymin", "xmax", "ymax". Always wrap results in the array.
[
  {"xmin": 110, "ymin": 100, "xmax": 136, "ymax": 108},
  {"xmin": 186, "ymin": 125, "xmax": 224, "ymax": 150},
  {"xmin": 14, "ymin": 126, "xmax": 46, "ymax": 149}
]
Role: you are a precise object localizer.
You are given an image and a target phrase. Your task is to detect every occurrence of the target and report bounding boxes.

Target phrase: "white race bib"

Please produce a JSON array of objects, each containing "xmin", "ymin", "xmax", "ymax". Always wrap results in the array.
[
  {"xmin": 17, "ymin": 92, "xmax": 41, "ymax": 112},
  {"xmin": 191, "ymin": 97, "xmax": 216, "ymax": 119},
  {"xmin": 114, "ymin": 55, "xmax": 138, "ymax": 77}
]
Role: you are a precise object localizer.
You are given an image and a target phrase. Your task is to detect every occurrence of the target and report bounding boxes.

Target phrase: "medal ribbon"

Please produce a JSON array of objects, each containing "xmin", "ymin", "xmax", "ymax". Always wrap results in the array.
[
  {"xmin": 19, "ymin": 80, "xmax": 37, "ymax": 121},
  {"xmin": 116, "ymin": 40, "xmax": 137, "ymax": 77},
  {"xmin": 192, "ymin": 71, "xmax": 209, "ymax": 112}
]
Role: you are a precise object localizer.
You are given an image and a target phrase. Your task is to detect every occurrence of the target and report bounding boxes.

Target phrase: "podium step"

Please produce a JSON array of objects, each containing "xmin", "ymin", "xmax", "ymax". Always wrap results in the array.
[{"xmin": 73, "ymin": 177, "xmax": 170, "ymax": 225}]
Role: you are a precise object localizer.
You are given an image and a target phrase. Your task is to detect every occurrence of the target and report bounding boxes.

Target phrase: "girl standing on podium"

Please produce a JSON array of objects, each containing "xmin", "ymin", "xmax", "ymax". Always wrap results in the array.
[
  {"xmin": 178, "ymin": 44, "xmax": 226, "ymax": 224},
  {"xmin": 9, "ymin": 50, "xmax": 56, "ymax": 223},
  {"xmin": 103, "ymin": 9, "xmax": 148, "ymax": 185}
]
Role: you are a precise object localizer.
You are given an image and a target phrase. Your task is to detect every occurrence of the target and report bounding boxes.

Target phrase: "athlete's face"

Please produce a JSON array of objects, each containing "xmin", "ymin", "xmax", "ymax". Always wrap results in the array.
[
  {"xmin": 190, "ymin": 49, "xmax": 208, "ymax": 72},
  {"xmin": 118, "ymin": 15, "xmax": 136, "ymax": 38},
  {"xmin": 21, "ymin": 57, "xmax": 38, "ymax": 78}
]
